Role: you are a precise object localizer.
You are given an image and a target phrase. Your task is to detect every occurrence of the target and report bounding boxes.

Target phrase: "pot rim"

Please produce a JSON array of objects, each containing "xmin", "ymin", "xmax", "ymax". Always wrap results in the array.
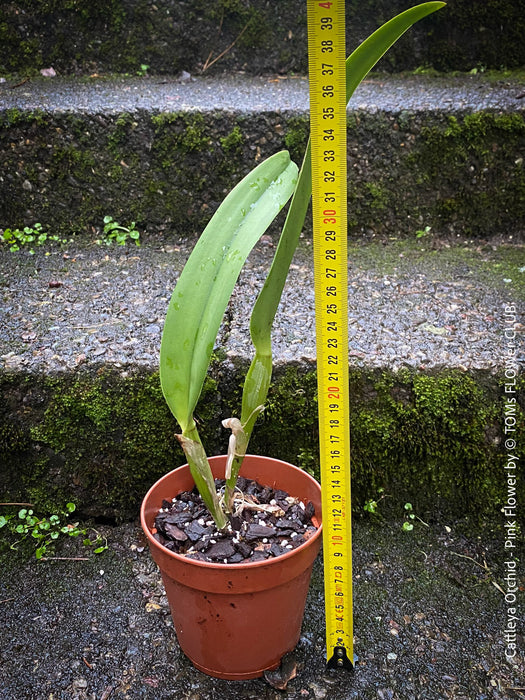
[{"xmin": 140, "ymin": 454, "xmax": 323, "ymax": 571}]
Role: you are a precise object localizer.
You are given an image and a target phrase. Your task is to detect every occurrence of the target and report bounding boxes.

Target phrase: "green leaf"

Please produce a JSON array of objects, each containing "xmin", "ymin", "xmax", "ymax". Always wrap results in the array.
[
  {"xmin": 160, "ymin": 151, "xmax": 298, "ymax": 432},
  {"xmin": 345, "ymin": 3, "xmax": 446, "ymax": 102}
]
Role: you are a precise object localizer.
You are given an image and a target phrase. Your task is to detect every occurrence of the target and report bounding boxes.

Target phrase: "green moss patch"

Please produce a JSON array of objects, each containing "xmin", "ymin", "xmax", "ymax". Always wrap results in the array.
[
  {"xmin": 1, "ymin": 363, "xmax": 522, "ymax": 523},
  {"xmin": 1, "ymin": 107, "xmax": 524, "ymax": 240},
  {"xmin": 1, "ymin": 1, "xmax": 524, "ymax": 76},
  {"xmin": 414, "ymin": 113, "xmax": 525, "ymax": 237},
  {"xmin": 344, "ymin": 110, "xmax": 525, "ymax": 238}
]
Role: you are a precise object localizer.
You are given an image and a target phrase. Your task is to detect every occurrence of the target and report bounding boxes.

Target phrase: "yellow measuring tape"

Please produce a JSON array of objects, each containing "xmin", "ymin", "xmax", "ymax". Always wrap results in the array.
[{"xmin": 307, "ymin": 0, "xmax": 353, "ymax": 670}]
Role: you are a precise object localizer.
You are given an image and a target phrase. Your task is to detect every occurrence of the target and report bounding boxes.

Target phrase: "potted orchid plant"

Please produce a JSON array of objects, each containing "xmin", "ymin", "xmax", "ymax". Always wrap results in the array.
[{"xmin": 140, "ymin": 2, "xmax": 445, "ymax": 680}]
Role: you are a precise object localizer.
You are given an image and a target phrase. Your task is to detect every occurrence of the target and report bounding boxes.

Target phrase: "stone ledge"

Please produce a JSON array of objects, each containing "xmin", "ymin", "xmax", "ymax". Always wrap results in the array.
[{"xmin": 1, "ymin": 239, "xmax": 523, "ymax": 374}]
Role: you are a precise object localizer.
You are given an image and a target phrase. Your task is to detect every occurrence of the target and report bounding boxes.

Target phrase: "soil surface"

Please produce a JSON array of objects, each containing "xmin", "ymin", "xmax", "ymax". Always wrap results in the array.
[
  {"xmin": 153, "ymin": 477, "xmax": 317, "ymax": 563},
  {"xmin": 0, "ymin": 515, "xmax": 522, "ymax": 700}
]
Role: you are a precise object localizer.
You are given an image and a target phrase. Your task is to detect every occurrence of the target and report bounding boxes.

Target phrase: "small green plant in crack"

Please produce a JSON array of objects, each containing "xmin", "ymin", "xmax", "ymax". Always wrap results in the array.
[
  {"xmin": 363, "ymin": 487, "xmax": 387, "ymax": 517},
  {"xmin": 1, "ymin": 223, "xmax": 63, "ymax": 253},
  {"xmin": 415, "ymin": 225, "xmax": 432, "ymax": 239},
  {"xmin": 137, "ymin": 64, "xmax": 149, "ymax": 76},
  {"xmin": 0, "ymin": 502, "xmax": 108, "ymax": 560},
  {"xmin": 97, "ymin": 216, "xmax": 141, "ymax": 246},
  {"xmin": 402, "ymin": 502, "xmax": 429, "ymax": 532}
]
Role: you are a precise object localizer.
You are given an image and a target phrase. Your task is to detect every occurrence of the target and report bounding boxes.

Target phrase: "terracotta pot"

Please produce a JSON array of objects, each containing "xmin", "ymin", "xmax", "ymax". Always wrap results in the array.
[{"xmin": 140, "ymin": 454, "xmax": 323, "ymax": 680}]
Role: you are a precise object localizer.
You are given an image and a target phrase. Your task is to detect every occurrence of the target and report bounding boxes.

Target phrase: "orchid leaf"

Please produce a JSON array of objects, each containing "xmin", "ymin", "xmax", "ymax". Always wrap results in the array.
[{"xmin": 160, "ymin": 151, "xmax": 298, "ymax": 434}]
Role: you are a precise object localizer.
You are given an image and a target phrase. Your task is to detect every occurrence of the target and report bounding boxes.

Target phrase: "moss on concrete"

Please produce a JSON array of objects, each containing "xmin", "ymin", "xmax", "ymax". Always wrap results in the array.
[
  {"xmin": 283, "ymin": 116, "xmax": 309, "ymax": 164},
  {"xmin": 0, "ymin": 368, "xmax": 225, "ymax": 520},
  {"xmin": 0, "ymin": 109, "xmax": 270, "ymax": 237},
  {"xmin": 248, "ymin": 365, "xmax": 524, "ymax": 523},
  {"xmin": 220, "ymin": 125, "xmax": 244, "ymax": 154},
  {"xmin": 1, "ymin": 106, "xmax": 523, "ymax": 240},
  {"xmin": 345, "ymin": 110, "xmax": 525, "ymax": 238},
  {"xmin": 426, "ymin": 0, "xmax": 525, "ymax": 72},
  {"xmin": 0, "ymin": 362, "xmax": 522, "ymax": 522},
  {"xmin": 413, "ymin": 112, "xmax": 525, "ymax": 237},
  {"xmin": 1, "ymin": 0, "xmax": 523, "ymax": 76}
]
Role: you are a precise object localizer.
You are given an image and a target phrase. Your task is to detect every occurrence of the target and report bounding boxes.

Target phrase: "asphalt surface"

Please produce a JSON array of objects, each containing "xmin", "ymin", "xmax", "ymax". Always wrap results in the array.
[
  {"xmin": 1, "ymin": 238, "xmax": 523, "ymax": 375},
  {"xmin": 1, "ymin": 73, "xmax": 523, "ymax": 115},
  {"xmin": 0, "ymin": 514, "xmax": 522, "ymax": 700}
]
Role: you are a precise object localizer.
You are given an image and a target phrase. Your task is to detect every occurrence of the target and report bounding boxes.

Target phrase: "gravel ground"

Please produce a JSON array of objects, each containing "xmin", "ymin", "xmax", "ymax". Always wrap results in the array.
[
  {"xmin": 1, "ymin": 73, "xmax": 523, "ymax": 115},
  {"xmin": 0, "ymin": 515, "xmax": 522, "ymax": 700},
  {"xmin": 0, "ymin": 238, "xmax": 523, "ymax": 375}
]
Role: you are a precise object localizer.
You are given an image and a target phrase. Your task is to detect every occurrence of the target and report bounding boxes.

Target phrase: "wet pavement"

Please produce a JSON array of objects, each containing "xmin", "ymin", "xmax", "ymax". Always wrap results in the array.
[
  {"xmin": 1, "ymin": 237, "xmax": 523, "ymax": 375},
  {"xmin": 0, "ymin": 514, "xmax": 522, "ymax": 700},
  {"xmin": 1, "ymin": 73, "xmax": 523, "ymax": 115}
]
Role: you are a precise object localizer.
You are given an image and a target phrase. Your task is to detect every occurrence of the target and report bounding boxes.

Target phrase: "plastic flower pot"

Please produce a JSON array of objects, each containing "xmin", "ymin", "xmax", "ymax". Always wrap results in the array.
[{"xmin": 140, "ymin": 454, "xmax": 323, "ymax": 680}]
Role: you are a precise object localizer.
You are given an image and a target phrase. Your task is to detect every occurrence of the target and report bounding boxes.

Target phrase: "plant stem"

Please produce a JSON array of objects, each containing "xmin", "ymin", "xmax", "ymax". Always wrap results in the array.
[
  {"xmin": 0, "ymin": 502, "xmax": 35, "ymax": 507},
  {"xmin": 178, "ymin": 423, "xmax": 229, "ymax": 530}
]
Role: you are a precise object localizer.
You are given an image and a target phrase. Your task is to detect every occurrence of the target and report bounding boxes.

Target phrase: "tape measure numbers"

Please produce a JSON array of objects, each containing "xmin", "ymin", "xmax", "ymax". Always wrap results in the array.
[{"xmin": 307, "ymin": 0, "xmax": 354, "ymax": 670}]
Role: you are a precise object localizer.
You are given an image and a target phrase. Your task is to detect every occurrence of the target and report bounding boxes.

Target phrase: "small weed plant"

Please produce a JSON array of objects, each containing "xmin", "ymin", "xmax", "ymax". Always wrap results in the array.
[
  {"xmin": 415, "ymin": 225, "xmax": 432, "ymax": 239},
  {"xmin": 1, "ymin": 223, "xmax": 65, "ymax": 253},
  {"xmin": 363, "ymin": 487, "xmax": 387, "ymax": 516},
  {"xmin": 0, "ymin": 502, "xmax": 107, "ymax": 560},
  {"xmin": 97, "ymin": 216, "xmax": 141, "ymax": 246},
  {"xmin": 363, "ymin": 493, "xmax": 429, "ymax": 532},
  {"xmin": 402, "ymin": 502, "xmax": 416, "ymax": 531},
  {"xmin": 402, "ymin": 502, "xmax": 429, "ymax": 531}
]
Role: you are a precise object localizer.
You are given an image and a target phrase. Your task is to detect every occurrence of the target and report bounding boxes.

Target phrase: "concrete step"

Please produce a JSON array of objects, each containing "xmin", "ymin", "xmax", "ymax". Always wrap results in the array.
[
  {"xmin": 1, "ymin": 236, "xmax": 523, "ymax": 522},
  {"xmin": 1, "ymin": 73, "xmax": 524, "ymax": 240},
  {"xmin": 1, "ymin": 70, "xmax": 523, "ymax": 523}
]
